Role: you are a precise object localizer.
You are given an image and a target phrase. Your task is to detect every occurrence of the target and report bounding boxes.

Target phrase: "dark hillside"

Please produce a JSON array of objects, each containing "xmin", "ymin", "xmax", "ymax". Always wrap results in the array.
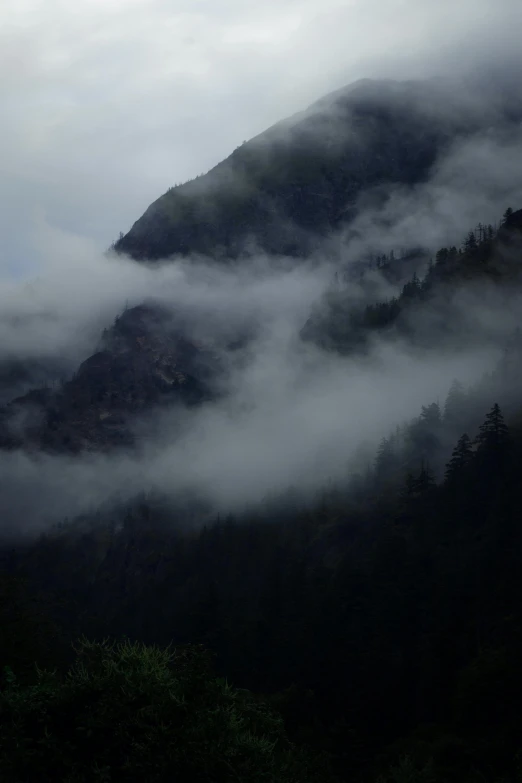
[
  {"xmin": 115, "ymin": 78, "xmax": 522, "ymax": 261},
  {"xmin": 0, "ymin": 305, "xmax": 220, "ymax": 453}
]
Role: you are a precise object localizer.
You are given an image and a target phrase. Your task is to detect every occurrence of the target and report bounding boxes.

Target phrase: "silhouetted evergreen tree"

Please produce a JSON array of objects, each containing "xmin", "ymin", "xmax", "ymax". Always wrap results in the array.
[
  {"xmin": 375, "ymin": 437, "xmax": 395, "ymax": 483},
  {"xmin": 412, "ymin": 462, "xmax": 436, "ymax": 495},
  {"xmin": 444, "ymin": 433, "xmax": 473, "ymax": 482},
  {"xmin": 475, "ymin": 403, "xmax": 509, "ymax": 452},
  {"xmin": 463, "ymin": 230, "xmax": 477, "ymax": 251},
  {"xmin": 443, "ymin": 380, "xmax": 467, "ymax": 431},
  {"xmin": 503, "ymin": 206, "xmax": 514, "ymax": 223}
]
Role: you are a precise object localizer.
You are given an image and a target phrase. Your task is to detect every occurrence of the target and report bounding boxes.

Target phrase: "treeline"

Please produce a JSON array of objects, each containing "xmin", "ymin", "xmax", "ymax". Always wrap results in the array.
[
  {"xmin": 305, "ymin": 207, "xmax": 521, "ymax": 353},
  {"xmin": 3, "ymin": 211, "xmax": 522, "ymax": 780},
  {"xmin": 2, "ymin": 343, "xmax": 522, "ymax": 780}
]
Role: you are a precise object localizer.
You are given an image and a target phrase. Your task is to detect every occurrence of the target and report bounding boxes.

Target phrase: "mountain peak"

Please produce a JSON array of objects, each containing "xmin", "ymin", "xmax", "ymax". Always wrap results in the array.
[{"xmin": 114, "ymin": 76, "xmax": 521, "ymax": 262}]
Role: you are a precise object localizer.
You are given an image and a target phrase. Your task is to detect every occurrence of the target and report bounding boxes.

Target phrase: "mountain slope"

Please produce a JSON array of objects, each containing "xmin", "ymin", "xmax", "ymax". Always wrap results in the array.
[
  {"xmin": 115, "ymin": 77, "xmax": 522, "ymax": 261},
  {"xmin": 4, "ymin": 79, "xmax": 522, "ymax": 457},
  {"xmin": 302, "ymin": 208, "xmax": 522, "ymax": 353},
  {"xmin": 0, "ymin": 305, "xmax": 220, "ymax": 452},
  {"xmin": 3, "ymin": 208, "xmax": 521, "ymax": 456}
]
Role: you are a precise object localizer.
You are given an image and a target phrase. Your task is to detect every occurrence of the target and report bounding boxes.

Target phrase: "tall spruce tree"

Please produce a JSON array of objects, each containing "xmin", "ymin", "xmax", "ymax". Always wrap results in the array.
[
  {"xmin": 413, "ymin": 462, "xmax": 436, "ymax": 495},
  {"xmin": 375, "ymin": 437, "xmax": 395, "ymax": 482},
  {"xmin": 445, "ymin": 433, "xmax": 473, "ymax": 482},
  {"xmin": 475, "ymin": 403, "xmax": 509, "ymax": 451},
  {"xmin": 443, "ymin": 380, "xmax": 467, "ymax": 431}
]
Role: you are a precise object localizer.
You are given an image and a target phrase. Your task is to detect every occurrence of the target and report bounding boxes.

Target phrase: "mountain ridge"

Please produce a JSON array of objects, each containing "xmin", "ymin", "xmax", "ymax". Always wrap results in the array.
[
  {"xmin": 2, "ymin": 78, "xmax": 522, "ymax": 456},
  {"xmin": 114, "ymin": 76, "xmax": 522, "ymax": 261}
]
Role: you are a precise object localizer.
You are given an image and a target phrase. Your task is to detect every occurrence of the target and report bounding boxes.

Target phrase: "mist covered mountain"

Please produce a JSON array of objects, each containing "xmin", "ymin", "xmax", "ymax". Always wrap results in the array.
[
  {"xmin": 3, "ymin": 72, "xmax": 522, "ymax": 783},
  {"xmin": 115, "ymin": 76, "xmax": 522, "ymax": 260},
  {"xmin": 2, "ymin": 75, "xmax": 521, "ymax": 462}
]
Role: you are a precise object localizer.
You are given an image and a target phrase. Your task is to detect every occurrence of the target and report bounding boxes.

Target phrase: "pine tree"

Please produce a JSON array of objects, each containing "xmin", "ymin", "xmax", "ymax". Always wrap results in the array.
[
  {"xmin": 502, "ymin": 207, "xmax": 514, "ymax": 224},
  {"xmin": 420, "ymin": 402, "xmax": 441, "ymax": 427},
  {"xmin": 445, "ymin": 433, "xmax": 473, "ymax": 482},
  {"xmin": 402, "ymin": 273, "xmax": 421, "ymax": 300},
  {"xmin": 375, "ymin": 437, "xmax": 395, "ymax": 481},
  {"xmin": 475, "ymin": 403, "xmax": 509, "ymax": 451},
  {"xmin": 443, "ymin": 380, "xmax": 467, "ymax": 430},
  {"xmin": 413, "ymin": 462, "xmax": 436, "ymax": 495},
  {"xmin": 405, "ymin": 403, "xmax": 442, "ymax": 468},
  {"xmin": 464, "ymin": 230, "xmax": 477, "ymax": 252},
  {"xmin": 401, "ymin": 472, "xmax": 417, "ymax": 499}
]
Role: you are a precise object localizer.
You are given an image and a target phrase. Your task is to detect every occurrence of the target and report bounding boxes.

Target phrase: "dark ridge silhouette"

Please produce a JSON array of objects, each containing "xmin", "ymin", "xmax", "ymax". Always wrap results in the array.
[{"xmin": 114, "ymin": 78, "xmax": 522, "ymax": 261}]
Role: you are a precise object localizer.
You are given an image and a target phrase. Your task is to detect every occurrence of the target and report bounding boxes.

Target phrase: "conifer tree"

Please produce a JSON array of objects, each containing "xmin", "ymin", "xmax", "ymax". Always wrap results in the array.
[
  {"xmin": 413, "ymin": 462, "xmax": 436, "ymax": 495},
  {"xmin": 502, "ymin": 207, "xmax": 514, "ymax": 224},
  {"xmin": 445, "ymin": 433, "xmax": 473, "ymax": 482},
  {"xmin": 420, "ymin": 402, "xmax": 442, "ymax": 427},
  {"xmin": 443, "ymin": 380, "xmax": 467, "ymax": 430},
  {"xmin": 400, "ymin": 472, "xmax": 416, "ymax": 499},
  {"xmin": 464, "ymin": 230, "xmax": 477, "ymax": 252},
  {"xmin": 375, "ymin": 437, "xmax": 395, "ymax": 481},
  {"xmin": 475, "ymin": 403, "xmax": 509, "ymax": 451}
]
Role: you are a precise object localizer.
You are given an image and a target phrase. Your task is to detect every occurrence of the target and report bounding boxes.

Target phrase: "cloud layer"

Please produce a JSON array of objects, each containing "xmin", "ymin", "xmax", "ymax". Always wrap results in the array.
[{"xmin": 0, "ymin": 239, "xmax": 511, "ymax": 536}]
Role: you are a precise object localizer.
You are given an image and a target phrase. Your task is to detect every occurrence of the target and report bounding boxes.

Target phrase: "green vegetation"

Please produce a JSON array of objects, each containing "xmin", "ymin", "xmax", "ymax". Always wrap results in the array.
[
  {"xmin": 3, "ymin": 364, "xmax": 522, "ymax": 780},
  {"xmin": 0, "ymin": 639, "xmax": 326, "ymax": 782}
]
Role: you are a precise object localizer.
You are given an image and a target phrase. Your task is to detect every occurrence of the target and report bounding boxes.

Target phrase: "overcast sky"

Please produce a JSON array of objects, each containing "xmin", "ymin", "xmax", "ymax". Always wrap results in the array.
[{"xmin": 2, "ymin": 0, "xmax": 522, "ymax": 273}]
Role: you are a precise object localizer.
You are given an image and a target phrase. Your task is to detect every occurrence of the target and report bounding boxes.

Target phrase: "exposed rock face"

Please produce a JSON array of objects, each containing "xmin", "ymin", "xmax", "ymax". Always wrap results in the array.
[{"xmin": 0, "ymin": 305, "xmax": 220, "ymax": 453}]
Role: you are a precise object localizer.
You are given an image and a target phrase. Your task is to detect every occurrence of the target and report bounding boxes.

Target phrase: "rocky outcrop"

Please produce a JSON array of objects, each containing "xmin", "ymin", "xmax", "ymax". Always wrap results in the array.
[{"xmin": 0, "ymin": 305, "xmax": 220, "ymax": 453}]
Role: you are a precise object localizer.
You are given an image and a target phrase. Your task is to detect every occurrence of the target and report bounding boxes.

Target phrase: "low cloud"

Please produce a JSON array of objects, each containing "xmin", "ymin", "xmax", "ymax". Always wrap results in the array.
[
  {"xmin": 0, "ymin": 338, "xmax": 498, "ymax": 536},
  {"xmin": 339, "ymin": 127, "xmax": 522, "ymax": 261},
  {"xmin": 0, "ymin": 244, "xmax": 510, "ymax": 536}
]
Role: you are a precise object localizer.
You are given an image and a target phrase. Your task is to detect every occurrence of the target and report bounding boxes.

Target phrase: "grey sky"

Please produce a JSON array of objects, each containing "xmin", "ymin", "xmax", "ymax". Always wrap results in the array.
[{"xmin": 1, "ymin": 0, "xmax": 522, "ymax": 272}]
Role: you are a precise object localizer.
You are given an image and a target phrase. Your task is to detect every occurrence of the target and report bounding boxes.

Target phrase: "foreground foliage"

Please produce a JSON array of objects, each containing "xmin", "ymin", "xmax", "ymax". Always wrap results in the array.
[{"xmin": 0, "ymin": 638, "xmax": 325, "ymax": 783}]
